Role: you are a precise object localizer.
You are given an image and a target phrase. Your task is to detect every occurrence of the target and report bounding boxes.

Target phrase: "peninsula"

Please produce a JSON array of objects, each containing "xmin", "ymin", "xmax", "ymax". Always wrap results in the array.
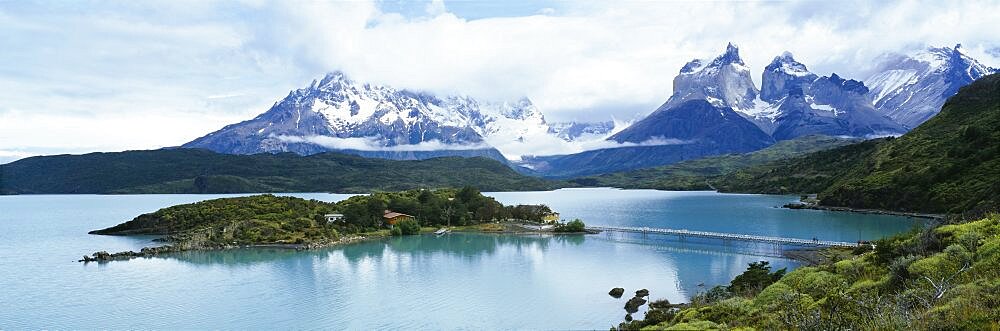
[{"xmin": 82, "ymin": 187, "xmax": 584, "ymax": 262}]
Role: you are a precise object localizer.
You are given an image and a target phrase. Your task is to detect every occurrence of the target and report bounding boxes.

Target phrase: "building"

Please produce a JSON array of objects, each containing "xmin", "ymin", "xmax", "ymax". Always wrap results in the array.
[
  {"xmin": 542, "ymin": 212, "xmax": 560, "ymax": 224},
  {"xmin": 383, "ymin": 210, "xmax": 415, "ymax": 227},
  {"xmin": 324, "ymin": 213, "xmax": 344, "ymax": 223}
]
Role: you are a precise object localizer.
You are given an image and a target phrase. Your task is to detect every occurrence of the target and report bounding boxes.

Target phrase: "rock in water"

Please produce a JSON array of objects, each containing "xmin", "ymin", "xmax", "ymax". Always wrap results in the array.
[
  {"xmin": 624, "ymin": 313, "xmax": 633, "ymax": 322},
  {"xmin": 635, "ymin": 288, "xmax": 649, "ymax": 297},
  {"xmin": 624, "ymin": 296, "xmax": 647, "ymax": 314},
  {"xmin": 609, "ymin": 287, "xmax": 625, "ymax": 298}
]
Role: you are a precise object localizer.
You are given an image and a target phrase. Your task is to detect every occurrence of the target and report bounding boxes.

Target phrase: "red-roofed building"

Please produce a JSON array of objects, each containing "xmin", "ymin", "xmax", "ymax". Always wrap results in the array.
[{"xmin": 383, "ymin": 210, "xmax": 415, "ymax": 226}]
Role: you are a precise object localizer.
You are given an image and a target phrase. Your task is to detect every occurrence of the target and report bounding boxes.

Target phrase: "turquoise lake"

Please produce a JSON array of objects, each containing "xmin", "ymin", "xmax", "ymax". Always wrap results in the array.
[{"xmin": 0, "ymin": 189, "xmax": 921, "ymax": 329}]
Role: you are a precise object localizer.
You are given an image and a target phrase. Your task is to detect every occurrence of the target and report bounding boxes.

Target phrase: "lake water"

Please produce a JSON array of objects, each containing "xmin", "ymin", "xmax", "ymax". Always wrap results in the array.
[{"xmin": 0, "ymin": 189, "xmax": 920, "ymax": 329}]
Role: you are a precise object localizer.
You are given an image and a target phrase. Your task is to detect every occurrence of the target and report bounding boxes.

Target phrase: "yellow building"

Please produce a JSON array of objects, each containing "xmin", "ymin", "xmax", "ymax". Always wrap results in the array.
[{"xmin": 541, "ymin": 212, "xmax": 560, "ymax": 224}]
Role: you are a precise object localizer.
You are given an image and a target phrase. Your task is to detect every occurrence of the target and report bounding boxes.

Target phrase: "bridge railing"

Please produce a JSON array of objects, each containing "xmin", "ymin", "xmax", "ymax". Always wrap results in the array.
[{"xmin": 586, "ymin": 226, "xmax": 859, "ymax": 248}]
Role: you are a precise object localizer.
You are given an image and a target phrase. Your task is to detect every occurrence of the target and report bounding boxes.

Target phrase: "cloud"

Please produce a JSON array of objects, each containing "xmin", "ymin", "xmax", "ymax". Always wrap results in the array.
[
  {"xmin": 274, "ymin": 129, "xmax": 687, "ymax": 160},
  {"xmin": 1, "ymin": 0, "xmax": 999, "ymax": 159},
  {"xmin": 274, "ymin": 135, "xmax": 492, "ymax": 152}
]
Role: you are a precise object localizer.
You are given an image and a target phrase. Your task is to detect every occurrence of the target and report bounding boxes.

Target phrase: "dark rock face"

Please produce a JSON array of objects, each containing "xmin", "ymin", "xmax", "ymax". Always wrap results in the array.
[
  {"xmin": 78, "ymin": 245, "xmax": 180, "ymax": 263},
  {"xmin": 760, "ymin": 52, "xmax": 818, "ymax": 102},
  {"xmin": 770, "ymin": 74, "xmax": 906, "ymax": 141},
  {"xmin": 635, "ymin": 288, "xmax": 650, "ymax": 297},
  {"xmin": 609, "ymin": 287, "xmax": 625, "ymax": 298}
]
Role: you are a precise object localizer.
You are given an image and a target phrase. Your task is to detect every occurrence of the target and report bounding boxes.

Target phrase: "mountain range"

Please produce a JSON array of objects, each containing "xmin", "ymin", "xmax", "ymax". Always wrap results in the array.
[
  {"xmin": 183, "ymin": 72, "xmax": 614, "ymax": 163},
  {"xmin": 181, "ymin": 43, "xmax": 994, "ymax": 178}
]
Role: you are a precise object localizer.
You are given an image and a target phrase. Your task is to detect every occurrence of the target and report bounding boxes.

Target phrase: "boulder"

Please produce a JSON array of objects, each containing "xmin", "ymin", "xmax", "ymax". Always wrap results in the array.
[
  {"xmin": 609, "ymin": 287, "xmax": 625, "ymax": 298},
  {"xmin": 635, "ymin": 288, "xmax": 649, "ymax": 297},
  {"xmin": 624, "ymin": 313, "xmax": 633, "ymax": 322},
  {"xmin": 624, "ymin": 296, "xmax": 647, "ymax": 313}
]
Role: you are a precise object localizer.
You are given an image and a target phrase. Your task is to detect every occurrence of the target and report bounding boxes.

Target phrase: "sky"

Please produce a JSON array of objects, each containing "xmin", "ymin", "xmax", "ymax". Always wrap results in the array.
[{"xmin": 1, "ymin": 0, "xmax": 999, "ymax": 163}]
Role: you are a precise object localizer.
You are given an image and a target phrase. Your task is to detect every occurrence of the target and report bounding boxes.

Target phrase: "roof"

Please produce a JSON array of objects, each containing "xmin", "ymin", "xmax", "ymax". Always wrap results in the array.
[
  {"xmin": 324, "ymin": 213, "xmax": 344, "ymax": 217},
  {"xmin": 383, "ymin": 211, "xmax": 414, "ymax": 219}
]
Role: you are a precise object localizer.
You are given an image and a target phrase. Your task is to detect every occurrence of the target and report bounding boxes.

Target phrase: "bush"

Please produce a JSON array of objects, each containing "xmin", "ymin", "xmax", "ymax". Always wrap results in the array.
[
  {"xmin": 554, "ymin": 219, "xmax": 586, "ymax": 233},
  {"xmin": 729, "ymin": 261, "xmax": 786, "ymax": 296},
  {"xmin": 396, "ymin": 219, "xmax": 421, "ymax": 235}
]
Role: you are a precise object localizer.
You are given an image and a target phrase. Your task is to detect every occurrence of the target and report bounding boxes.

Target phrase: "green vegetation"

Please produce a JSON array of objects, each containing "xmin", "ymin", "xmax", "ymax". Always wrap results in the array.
[
  {"xmin": 625, "ymin": 214, "xmax": 1000, "ymax": 330},
  {"xmin": 90, "ymin": 187, "xmax": 557, "ymax": 247},
  {"xmin": 554, "ymin": 219, "xmax": 586, "ymax": 233},
  {"xmin": 391, "ymin": 219, "xmax": 421, "ymax": 236},
  {"xmin": 712, "ymin": 138, "xmax": 886, "ymax": 195},
  {"xmin": 612, "ymin": 74, "xmax": 1000, "ymax": 330},
  {"xmin": 570, "ymin": 135, "xmax": 859, "ymax": 190},
  {"xmin": 0, "ymin": 149, "xmax": 561, "ymax": 194},
  {"xmin": 90, "ymin": 195, "xmax": 340, "ymax": 244},
  {"xmin": 713, "ymin": 73, "xmax": 1000, "ymax": 214}
]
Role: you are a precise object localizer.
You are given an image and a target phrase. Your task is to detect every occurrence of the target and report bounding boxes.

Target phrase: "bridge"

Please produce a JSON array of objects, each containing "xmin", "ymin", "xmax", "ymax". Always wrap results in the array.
[{"xmin": 586, "ymin": 225, "xmax": 860, "ymax": 248}]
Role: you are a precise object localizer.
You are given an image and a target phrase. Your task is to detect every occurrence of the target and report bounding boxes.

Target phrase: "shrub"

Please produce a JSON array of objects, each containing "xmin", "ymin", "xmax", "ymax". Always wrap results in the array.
[
  {"xmin": 554, "ymin": 219, "xmax": 586, "ymax": 233},
  {"xmin": 396, "ymin": 219, "xmax": 421, "ymax": 235}
]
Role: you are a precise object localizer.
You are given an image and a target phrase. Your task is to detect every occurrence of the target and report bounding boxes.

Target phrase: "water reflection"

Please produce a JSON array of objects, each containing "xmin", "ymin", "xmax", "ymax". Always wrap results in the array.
[{"xmin": 159, "ymin": 233, "xmax": 584, "ymax": 266}]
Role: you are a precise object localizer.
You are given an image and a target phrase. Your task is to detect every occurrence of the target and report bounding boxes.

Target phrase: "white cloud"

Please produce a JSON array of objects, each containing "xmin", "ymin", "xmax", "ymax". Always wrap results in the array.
[
  {"xmin": 275, "ymin": 135, "xmax": 492, "ymax": 152},
  {"xmin": 1, "ymin": 0, "xmax": 998, "ymax": 159}
]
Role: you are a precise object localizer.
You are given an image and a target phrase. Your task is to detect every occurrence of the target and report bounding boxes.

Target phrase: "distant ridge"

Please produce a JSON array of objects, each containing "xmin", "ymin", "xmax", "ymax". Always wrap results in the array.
[{"xmin": 0, "ymin": 148, "xmax": 560, "ymax": 194}]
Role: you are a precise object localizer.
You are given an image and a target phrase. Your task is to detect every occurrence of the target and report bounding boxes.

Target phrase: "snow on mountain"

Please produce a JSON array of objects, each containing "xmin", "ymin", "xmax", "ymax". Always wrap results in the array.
[
  {"xmin": 867, "ymin": 44, "xmax": 995, "ymax": 127},
  {"xmin": 183, "ymin": 72, "xmax": 573, "ymax": 161},
  {"xmin": 771, "ymin": 73, "xmax": 906, "ymax": 140},
  {"xmin": 548, "ymin": 121, "xmax": 616, "ymax": 141},
  {"xmin": 665, "ymin": 43, "xmax": 759, "ymax": 112},
  {"xmin": 641, "ymin": 45, "xmax": 905, "ymax": 140}
]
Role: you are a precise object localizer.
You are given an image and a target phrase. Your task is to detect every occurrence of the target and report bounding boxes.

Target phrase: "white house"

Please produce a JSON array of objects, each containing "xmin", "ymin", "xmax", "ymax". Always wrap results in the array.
[{"xmin": 324, "ymin": 213, "xmax": 344, "ymax": 223}]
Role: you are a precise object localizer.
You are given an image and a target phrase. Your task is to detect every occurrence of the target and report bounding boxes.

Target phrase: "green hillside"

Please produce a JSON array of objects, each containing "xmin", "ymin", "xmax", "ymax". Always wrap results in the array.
[
  {"xmin": 0, "ymin": 149, "xmax": 561, "ymax": 194},
  {"xmin": 713, "ymin": 73, "xmax": 1000, "ymax": 214},
  {"xmin": 572, "ymin": 135, "xmax": 861, "ymax": 190},
  {"xmin": 625, "ymin": 213, "xmax": 1000, "ymax": 330}
]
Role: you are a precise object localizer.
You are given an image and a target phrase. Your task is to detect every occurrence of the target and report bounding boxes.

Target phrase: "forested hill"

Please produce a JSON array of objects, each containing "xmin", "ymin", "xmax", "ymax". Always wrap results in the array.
[
  {"xmin": 0, "ymin": 149, "xmax": 561, "ymax": 194},
  {"xmin": 572, "ymin": 135, "xmax": 861, "ymax": 190},
  {"xmin": 715, "ymin": 73, "xmax": 1000, "ymax": 214}
]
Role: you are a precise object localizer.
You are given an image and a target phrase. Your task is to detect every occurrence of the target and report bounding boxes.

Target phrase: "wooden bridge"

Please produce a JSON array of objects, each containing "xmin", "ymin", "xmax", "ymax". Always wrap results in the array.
[{"xmin": 586, "ymin": 225, "xmax": 860, "ymax": 248}]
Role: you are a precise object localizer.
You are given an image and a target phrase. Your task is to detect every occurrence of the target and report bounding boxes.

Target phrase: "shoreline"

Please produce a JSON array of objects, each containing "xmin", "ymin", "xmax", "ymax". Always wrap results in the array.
[
  {"xmin": 79, "ymin": 233, "xmax": 379, "ymax": 263},
  {"xmin": 783, "ymin": 202, "xmax": 944, "ymax": 220},
  {"xmin": 79, "ymin": 224, "xmax": 587, "ymax": 263}
]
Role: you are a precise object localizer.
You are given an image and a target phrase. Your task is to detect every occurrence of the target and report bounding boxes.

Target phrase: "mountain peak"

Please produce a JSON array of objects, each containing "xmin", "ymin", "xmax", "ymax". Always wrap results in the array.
[
  {"xmin": 713, "ymin": 42, "xmax": 745, "ymax": 66},
  {"xmin": 760, "ymin": 51, "xmax": 817, "ymax": 102},
  {"xmin": 825, "ymin": 73, "xmax": 869, "ymax": 94}
]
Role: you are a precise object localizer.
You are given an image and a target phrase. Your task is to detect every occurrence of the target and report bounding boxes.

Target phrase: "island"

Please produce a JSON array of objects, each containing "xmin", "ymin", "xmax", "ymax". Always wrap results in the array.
[{"xmin": 81, "ymin": 187, "xmax": 588, "ymax": 262}]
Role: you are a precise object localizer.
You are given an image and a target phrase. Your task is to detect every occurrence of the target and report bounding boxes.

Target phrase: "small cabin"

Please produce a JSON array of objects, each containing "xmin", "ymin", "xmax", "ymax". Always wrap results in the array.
[
  {"xmin": 383, "ymin": 210, "xmax": 415, "ymax": 227},
  {"xmin": 542, "ymin": 212, "xmax": 560, "ymax": 224},
  {"xmin": 324, "ymin": 213, "xmax": 344, "ymax": 223}
]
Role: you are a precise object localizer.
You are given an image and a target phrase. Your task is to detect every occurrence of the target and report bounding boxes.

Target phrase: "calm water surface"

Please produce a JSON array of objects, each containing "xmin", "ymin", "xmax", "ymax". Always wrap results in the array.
[{"xmin": 0, "ymin": 189, "xmax": 919, "ymax": 329}]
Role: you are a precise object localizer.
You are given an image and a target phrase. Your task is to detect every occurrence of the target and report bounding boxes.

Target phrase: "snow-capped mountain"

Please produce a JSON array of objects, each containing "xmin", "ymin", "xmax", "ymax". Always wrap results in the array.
[
  {"xmin": 666, "ymin": 43, "xmax": 759, "ymax": 112},
  {"xmin": 524, "ymin": 44, "xmax": 910, "ymax": 177},
  {"xmin": 184, "ymin": 72, "xmax": 569, "ymax": 161},
  {"xmin": 548, "ymin": 121, "xmax": 616, "ymax": 141},
  {"xmin": 625, "ymin": 44, "xmax": 905, "ymax": 141},
  {"xmin": 867, "ymin": 44, "xmax": 995, "ymax": 127},
  {"xmin": 770, "ymin": 73, "xmax": 906, "ymax": 140}
]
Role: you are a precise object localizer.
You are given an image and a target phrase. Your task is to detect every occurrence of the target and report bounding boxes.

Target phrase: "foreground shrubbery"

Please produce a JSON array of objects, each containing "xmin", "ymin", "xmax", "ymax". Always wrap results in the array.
[{"xmin": 625, "ymin": 214, "xmax": 1000, "ymax": 330}]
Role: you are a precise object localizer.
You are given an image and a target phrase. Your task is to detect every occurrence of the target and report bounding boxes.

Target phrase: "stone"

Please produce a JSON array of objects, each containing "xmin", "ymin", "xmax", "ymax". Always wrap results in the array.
[
  {"xmin": 624, "ymin": 296, "xmax": 647, "ymax": 314},
  {"xmin": 609, "ymin": 287, "xmax": 625, "ymax": 298},
  {"xmin": 635, "ymin": 288, "xmax": 649, "ymax": 297}
]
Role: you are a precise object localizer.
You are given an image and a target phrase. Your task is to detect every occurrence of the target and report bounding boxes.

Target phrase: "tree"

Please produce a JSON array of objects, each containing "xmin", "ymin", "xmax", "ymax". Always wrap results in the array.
[
  {"xmin": 729, "ymin": 261, "xmax": 786, "ymax": 296},
  {"xmin": 554, "ymin": 219, "xmax": 586, "ymax": 232},
  {"xmin": 396, "ymin": 219, "xmax": 421, "ymax": 235}
]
